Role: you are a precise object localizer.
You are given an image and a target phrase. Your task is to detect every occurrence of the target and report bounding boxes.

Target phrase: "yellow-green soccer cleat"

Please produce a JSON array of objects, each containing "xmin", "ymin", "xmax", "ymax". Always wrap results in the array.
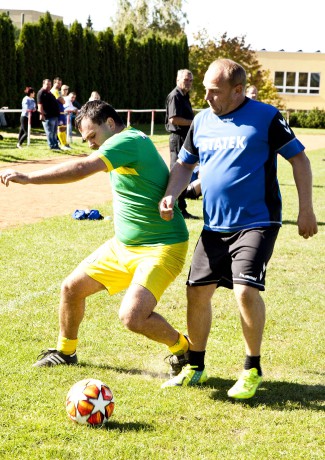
[
  {"xmin": 227, "ymin": 368, "xmax": 262, "ymax": 399},
  {"xmin": 161, "ymin": 364, "xmax": 208, "ymax": 388}
]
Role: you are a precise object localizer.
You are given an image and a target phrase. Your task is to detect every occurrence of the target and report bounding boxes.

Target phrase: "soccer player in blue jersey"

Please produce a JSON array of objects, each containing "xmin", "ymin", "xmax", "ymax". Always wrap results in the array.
[{"xmin": 159, "ymin": 58, "xmax": 318, "ymax": 398}]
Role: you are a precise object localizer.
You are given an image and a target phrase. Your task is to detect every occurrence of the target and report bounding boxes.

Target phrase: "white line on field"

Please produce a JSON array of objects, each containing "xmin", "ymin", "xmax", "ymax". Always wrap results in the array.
[{"xmin": 0, "ymin": 284, "xmax": 59, "ymax": 314}]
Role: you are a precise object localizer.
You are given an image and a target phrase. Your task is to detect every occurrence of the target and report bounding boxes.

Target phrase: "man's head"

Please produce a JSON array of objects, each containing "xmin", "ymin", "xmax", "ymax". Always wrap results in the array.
[
  {"xmin": 246, "ymin": 85, "xmax": 258, "ymax": 100},
  {"xmin": 203, "ymin": 59, "xmax": 246, "ymax": 116},
  {"xmin": 53, "ymin": 77, "xmax": 62, "ymax": 89},
  {"xmin": 42, "ymin": 79, "xmax": 52, "ymax": 91},
  {"xmin": 176, "ymin": 69, "xmax": 193, "ymax": 94},
  {"xmin": 75, "ymin": 100, "xmax": 125, "ymax": 150}
]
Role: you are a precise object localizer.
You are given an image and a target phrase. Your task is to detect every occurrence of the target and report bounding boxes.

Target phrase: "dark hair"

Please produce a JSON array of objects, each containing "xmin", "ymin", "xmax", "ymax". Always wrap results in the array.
[
  {"xmin": 24, "ymin": 86, "xmax": 35, "ymax": 96},
  {"xmin": 75, "ymin": 100, "xmax": 124, "ymax": 130}
]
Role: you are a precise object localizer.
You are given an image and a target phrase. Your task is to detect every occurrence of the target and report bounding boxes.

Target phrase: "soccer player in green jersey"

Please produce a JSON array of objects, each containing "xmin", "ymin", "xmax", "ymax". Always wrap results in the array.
[{"xmin": 0, "ymin": 101, "xmax": 189, "ymax": 372}]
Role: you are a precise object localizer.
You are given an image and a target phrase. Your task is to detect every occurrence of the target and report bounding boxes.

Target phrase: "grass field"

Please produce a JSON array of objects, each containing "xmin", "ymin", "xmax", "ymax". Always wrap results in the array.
[{"xmin": 0, "ymin": 127, "xmax": 324, "ymax": 459}]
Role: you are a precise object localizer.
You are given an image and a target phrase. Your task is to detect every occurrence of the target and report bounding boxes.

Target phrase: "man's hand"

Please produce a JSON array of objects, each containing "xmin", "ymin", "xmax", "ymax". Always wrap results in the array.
[
  {"xmin": 0, "ymin": 169, "xmax": 29, "ymax": 187},
  {"xmin": 297, "ymin": 209, "xmax": 318, "ymax": 239},
  {"xmin": 159, "ymin": 195, "xmax": 176, "ymax": 221}
]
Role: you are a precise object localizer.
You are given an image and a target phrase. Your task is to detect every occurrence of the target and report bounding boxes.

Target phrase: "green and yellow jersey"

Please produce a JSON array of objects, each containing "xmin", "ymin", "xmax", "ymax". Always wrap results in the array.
[{"xmin": 97, "ymin": 127, "xmax": 189, "ymax": 246}]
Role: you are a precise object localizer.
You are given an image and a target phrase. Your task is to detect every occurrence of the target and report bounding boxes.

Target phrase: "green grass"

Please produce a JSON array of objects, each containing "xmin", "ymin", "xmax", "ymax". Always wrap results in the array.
[{"xmin": 0, "ymin": 129, "xmax": 324, "ymax": 459}]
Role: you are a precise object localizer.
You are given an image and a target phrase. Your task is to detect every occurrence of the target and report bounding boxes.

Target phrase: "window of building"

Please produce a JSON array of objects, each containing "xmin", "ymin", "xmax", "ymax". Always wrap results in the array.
[{"xmin": 274, "ymin": 71, "xmax": 320, "ymax": 94}]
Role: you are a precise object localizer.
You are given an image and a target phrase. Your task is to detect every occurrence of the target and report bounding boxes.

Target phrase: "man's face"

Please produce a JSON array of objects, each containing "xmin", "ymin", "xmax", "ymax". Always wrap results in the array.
[
  {"xmin": 203, "ymin": 66, "xmax": 243, "ymax": 116},
  {"xmin": 79, "ymin": 118, "xmax": 113, "ymax": 150},
  {"xmin": 246, "ymin": 88, "xmax": 258, "ymax": 100},
  {"xmin": 177, "ymin": 72, "xmax": 193, "ymax": 94},
  {"xmin": 54, "ymin": 80, "xmax": 62, "ymax": 89},
  {"xmin": 43, "ymin": 80, "xmax": 52, "ymax": 91}
]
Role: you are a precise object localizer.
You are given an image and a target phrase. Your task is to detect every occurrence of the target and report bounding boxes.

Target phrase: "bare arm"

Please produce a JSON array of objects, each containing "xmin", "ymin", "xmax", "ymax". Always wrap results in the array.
[
  {"xmin": 0, "ymin": 153, "xmax": 107, "ymax": 187},
  {"xmin": 288, "ymin": 151, "xmax": 318, "ymax": 239},
  {"xmin": 159, "ymin": 160, "xmax": 196, "ymax": 221},
  {"xmin": 38, "ymin": 103, "xmax": 45, "ymax": 121},
  {"xmin": 169, "ymin": 116, "xmax": 192, "ymax": 127}
]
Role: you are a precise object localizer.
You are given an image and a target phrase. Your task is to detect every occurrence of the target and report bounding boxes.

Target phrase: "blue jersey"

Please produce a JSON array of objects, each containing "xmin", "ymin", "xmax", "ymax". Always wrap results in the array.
[{"xmin": 179, "ymin": 98, "xmax": 304, "ymax": 232}]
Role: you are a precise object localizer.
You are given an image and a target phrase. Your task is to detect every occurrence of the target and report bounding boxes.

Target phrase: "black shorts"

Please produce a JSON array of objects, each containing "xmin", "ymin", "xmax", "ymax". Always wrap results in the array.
[{"xmin": 187, "ymin": 227, "xmax": 280, "ymax": 291}]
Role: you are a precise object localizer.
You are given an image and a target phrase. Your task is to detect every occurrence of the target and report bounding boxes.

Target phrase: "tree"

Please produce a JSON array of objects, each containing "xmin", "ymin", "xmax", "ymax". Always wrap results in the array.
[
  {"xmin": 189, "ymin": 30, "xmax": 284, "ymax": 109},
  {"xmin": 0, "ymin": 13, "xmax": 17, "ymax": 107},
  {"xmin": 38, "ymin": 12, "xmax": 56, "ymax": 78},
  {"xmin": 86, "ymin": 16, "xmax": 93, "ymax": 30},
  {"xmin": 111, "ymin": 0, "xmax": 188, "ymax": 38}
]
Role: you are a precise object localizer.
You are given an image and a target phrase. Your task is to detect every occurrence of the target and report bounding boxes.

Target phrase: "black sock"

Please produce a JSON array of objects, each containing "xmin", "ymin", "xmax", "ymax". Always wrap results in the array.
[
  {"xmin": 188, "ymin": 350, "xmax": 205, "ymax": 371},
  {"xmin": 244, "ymin": 355, "xmax": 262, "ymax": 376}
]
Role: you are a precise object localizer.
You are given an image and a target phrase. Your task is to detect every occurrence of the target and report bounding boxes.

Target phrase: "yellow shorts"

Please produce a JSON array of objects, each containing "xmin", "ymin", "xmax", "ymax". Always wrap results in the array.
[{"xmin": 79, "ymin": 237, "xmax": 188, "ymax": 301}]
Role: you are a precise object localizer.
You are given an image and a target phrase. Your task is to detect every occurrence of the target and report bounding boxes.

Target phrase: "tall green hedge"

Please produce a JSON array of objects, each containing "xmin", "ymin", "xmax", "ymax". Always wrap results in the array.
[{"xmin": 0, "ymin": 11, "xmax": 188, "ymax": 119}]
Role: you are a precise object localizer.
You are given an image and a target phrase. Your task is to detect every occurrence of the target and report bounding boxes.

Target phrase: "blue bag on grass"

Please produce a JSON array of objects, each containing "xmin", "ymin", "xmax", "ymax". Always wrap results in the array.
[
  {"xmin": 88, "ymin": 209, "xmax": 104, "ymax": 220},
  {"xmin": 72, "ymin": 209, "xmax": 89, "ymax": 220}
]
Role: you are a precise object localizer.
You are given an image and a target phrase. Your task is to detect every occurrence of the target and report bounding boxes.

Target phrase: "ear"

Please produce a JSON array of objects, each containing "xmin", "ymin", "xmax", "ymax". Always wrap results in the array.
[
  {"xmin": 235, "ymin": 84, "xmax": 244, "ymax": 95},
  {"xmin": 106, "ymin": 117, "xmax": 115, "ymax": 131}
]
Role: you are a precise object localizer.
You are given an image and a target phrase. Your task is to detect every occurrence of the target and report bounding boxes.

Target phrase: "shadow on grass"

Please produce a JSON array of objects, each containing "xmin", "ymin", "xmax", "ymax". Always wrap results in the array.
[
  {"xmin": 79, "ymin": 362, "xmax": 324, "ymax": 411},
  {"xmin": 0, "ymin": 152, "xmax": 88, "ymax": 164},
  {"xmin": 79, "ymin": 361, "xmax": 169, "ymax": 379},
  {"xmin": 101, "ymin": 420, "xmax": 154, "ymax": 432},
  {"xmin": 208, "ymin": 376, "xmax": 325, "ymax": 411}
]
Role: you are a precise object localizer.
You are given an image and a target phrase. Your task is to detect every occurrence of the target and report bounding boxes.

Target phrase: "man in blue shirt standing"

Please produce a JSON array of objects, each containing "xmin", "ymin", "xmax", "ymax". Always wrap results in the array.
[{"xmin": 160, "ymin": 59, "xmax": 318, "ymax": 398}]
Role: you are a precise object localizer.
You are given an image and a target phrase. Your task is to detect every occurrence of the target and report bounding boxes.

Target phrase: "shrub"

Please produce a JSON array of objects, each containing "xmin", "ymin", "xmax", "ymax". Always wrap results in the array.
[{"xmin": 289, "ymin": 107, "xmax": 325, "ymax": 128}]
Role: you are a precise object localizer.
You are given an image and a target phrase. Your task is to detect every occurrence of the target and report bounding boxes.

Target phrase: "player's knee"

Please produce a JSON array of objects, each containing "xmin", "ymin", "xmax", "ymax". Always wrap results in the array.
[
  {"xmin": 118, "ymin": 308, "xmax": 143, "ymax": 333},
  {"xmin": 234, "ymin": 284, "xmax": 259, "ymax": 306},
  {"xmin": 60, "ymin": 274, "xmax": 80, "ymax": 300}
]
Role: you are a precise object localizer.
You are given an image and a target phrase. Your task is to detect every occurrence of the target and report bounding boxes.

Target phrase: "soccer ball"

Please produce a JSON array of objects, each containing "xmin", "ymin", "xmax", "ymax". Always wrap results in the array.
[{"xmin": 66, "ymin": 378, "xmax": 114, "ymax": 426}]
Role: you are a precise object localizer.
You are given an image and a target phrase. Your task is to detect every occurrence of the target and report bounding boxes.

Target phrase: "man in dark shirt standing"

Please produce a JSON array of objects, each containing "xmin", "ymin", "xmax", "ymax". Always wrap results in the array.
[
  {"xmin": 165, "ymin": 69, "xmax": 196, "ymax": 219},
  {"xmin": 37, "ymin": 79, "xmax": 60, "ymax": 150}
]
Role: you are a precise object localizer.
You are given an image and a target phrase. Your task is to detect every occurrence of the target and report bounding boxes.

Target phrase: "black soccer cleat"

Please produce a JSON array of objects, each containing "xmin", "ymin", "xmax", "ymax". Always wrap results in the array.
[
  {"xmin": 165, "ymin": 352, "xmax": 190, "ymax": 378},
  {"xmin": 33, "ymin": 348, "xmax": 78, "ymax": 367}
]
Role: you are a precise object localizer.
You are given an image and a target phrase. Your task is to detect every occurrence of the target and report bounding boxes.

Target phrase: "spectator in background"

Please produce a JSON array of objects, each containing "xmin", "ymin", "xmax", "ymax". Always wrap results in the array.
[
  {"xmin": 37, "ymin": 79, "xmax": 60, "ymax": 150},
  {"xmin": 72, "ymin": 95, "xmax": 82, "ymax": 112},
  {"xmin": 89, "ymin": 91, "xmax": 101, "ymax": 101},
  {"xmin": 51, "ymin": 77, "xmax": 71, "ymax": 150},
  {"xmin": 17, "ymin": 87, "xmax": 36, "ymax": 149},
  {"xmin": 246, "ymin": 85, "xmax": 259, "ymax": 100},
  {"xmin": 0, "ymin": 106, "xmax": 8, "ymax": 128},
  {"xmin": 62, "ymin": 86, "xmax": 78, "ymax": 139},
  {"xmin": 165, "ymin": 69, "xmax": 197, "ymax": 219}
]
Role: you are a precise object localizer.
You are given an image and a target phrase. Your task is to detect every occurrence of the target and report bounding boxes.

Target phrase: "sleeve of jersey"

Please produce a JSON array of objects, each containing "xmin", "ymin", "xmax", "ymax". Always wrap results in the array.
[
  {"xmin": 178, "ymin": 124, "xmax": 199, "ymax": 165},
  {"xmin": 167, "ymin": 94, "xmax": 178, "ymax": 118},
  {"xmin": 96, "ymin": 135, "xmax": 136, "ymax": 172},
  {"xmin": 270, "ymin": 111, "xmax": 305, "ymax": 160}
]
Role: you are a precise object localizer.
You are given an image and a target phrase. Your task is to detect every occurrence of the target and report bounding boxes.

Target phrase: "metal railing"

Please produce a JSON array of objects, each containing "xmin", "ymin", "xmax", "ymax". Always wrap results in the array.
[{"xmin": 0, "ymin": 108, "xmax": 168, "ymax": 146}]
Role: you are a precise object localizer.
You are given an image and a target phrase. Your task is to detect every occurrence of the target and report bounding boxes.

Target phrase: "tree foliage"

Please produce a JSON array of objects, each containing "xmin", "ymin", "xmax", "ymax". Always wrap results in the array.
[
  {"xmin": 111, "ymin": 0, "xmax": 188, "ymax": 38},
  {"xmin": 0, "ymin": 12, "xmax": 188, "ymax": 117},
  {"xmin": 0, "ymin": 13, "xmax": 17, "ymax": 107},
  {"xmin": 189, "ymin": 30, "xmax": 284, "ymax": 109}
]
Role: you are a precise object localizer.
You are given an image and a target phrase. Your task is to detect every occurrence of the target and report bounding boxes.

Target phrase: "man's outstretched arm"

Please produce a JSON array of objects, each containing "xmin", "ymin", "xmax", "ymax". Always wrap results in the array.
[{"xmin": 0, "ymin": 152, "xmax": 107, "ymax": 187}]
